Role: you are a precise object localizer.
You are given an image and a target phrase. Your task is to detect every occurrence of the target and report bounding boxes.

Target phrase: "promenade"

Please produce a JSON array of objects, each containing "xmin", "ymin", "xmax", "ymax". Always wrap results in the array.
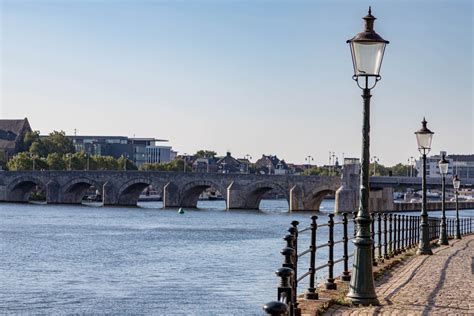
[{"xmin": 325, "ymin": 234, "xmax": 474, "ymax": 315}]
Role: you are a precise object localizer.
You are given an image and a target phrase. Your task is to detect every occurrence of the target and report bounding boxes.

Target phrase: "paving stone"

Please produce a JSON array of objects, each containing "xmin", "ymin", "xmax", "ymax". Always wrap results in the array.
[{"xmin": 325, "ymin": 235, "xmax": 474, "ymax": 315}]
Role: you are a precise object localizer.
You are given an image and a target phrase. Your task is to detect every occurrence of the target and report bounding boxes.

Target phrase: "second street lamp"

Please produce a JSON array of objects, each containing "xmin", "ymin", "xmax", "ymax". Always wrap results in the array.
[
  {"xmin": 438, "ymin": 153, "xmax": 449, "ymax": 245},
  {"xmin": 346, "ymin": 7, "xmax": 389, "ymax": 306},
  {"xmin": 415, "ymin": 118, "xmax": 434, "ymax": 255},
  {"xmin": 453, "ymin": 175, "xmax": 462, "ymax": 239}
]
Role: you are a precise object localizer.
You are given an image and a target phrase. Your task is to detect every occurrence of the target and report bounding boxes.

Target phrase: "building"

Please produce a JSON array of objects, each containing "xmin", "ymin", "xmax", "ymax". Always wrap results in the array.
[
  {"xmin": 68, "ymin": 135, "xmax": 173, "ymax": 167},
  {"xmin": 415, "ymin": 151, "xmax": 474, "ymax": 180},
  {"xmin": 216, "ymin": 152, "xmax": 245, "ymax": 174},
  {"xmin": 254, "ymin": 154, "xmax": 289, "ymax": 175},
  {"xmin": 0, "ymin": 118, "xmax": 32, "ymax": 164}
]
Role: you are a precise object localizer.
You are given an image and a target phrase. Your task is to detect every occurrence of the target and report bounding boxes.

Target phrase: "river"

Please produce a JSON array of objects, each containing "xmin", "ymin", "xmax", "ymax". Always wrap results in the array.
[{"xmin": 0, "ymin": 200, "xmax": 472, "ymax": 315}]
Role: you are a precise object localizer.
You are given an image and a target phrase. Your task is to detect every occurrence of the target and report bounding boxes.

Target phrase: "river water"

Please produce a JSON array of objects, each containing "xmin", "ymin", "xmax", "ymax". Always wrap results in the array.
[{"xmin": 0, "ymin": 200, "xmax": 472, "ymax": 315}]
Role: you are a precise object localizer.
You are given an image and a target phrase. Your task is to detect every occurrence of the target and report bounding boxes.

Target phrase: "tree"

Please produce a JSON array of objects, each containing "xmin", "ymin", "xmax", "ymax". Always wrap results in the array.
[
  {"xmin": 195, "ymin": 150, "xmax": 217, "ymax": 158},
  {"xmin": 304, "ymin": 166, "xmax": 340, "ymax": 176},
  {"xmin": 7, "ymin": 152, "xmax": 47, "ymax": 171},
  {"xmin": 117, "ymin": 156, "xmax": 138, "ymax": 171},
  {"xmin": 28, "ymin": 130, "xmax": 75, "ymax": 157},
  {"xmin": 140, "ymin": 159, "xmax": 191, "ymax": 172},
  {"xmin": 47, "ymin": 153, "xmax": 66, "ymax": 170},
  {"xmin": 22, "ymin": 130, "xmax": 41, "ymax": 152}
]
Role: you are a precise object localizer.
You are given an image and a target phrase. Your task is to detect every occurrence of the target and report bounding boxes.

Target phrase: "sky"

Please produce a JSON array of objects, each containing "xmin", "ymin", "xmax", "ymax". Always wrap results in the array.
[{"xmin": 0, "ymin": 0, "xmax": 472, "ymax": 166}]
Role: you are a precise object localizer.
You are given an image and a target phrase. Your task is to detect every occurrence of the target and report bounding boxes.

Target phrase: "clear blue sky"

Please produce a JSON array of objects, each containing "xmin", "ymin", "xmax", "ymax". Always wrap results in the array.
[{"xmin": 1, "ymin": 0, "xmax": 472, "ymax": 165}]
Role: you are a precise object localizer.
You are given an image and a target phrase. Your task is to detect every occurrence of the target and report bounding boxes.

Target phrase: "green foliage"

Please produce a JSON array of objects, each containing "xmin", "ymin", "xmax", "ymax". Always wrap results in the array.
[
  {"xmin": 7, "ymin": 151, "xmax": 137, "ymax": 171},
  {"xmin": 195, "ymin": 150, "xmax": 217, "ymax": 158},
  {"xmin": 7, "ymin": 152, "xmax": 48, "ymax": 171},
  {"xmin": 26, "ymin": 130, "xmax": 75, "ymax": 157},
  {"xmin": 304, "ymin": 166, "xmax": 341, "ymax": 176},
  {"xmin": 140, "ymin": 159, "xmax": 191, "ymax": 172}
]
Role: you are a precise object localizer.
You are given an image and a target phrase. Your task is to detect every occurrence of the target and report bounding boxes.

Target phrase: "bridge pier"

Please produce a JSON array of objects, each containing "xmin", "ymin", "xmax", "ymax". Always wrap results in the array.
[{"xmin": 289, "ymin": 186, "xmax": 305, "ymax": 211}]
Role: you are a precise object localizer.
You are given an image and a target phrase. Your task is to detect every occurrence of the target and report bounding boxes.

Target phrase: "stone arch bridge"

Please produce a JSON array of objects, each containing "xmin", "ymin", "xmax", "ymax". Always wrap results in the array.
[{"xmin": 0, "ymin": 171, "xmax": 344, "ymax": 211}]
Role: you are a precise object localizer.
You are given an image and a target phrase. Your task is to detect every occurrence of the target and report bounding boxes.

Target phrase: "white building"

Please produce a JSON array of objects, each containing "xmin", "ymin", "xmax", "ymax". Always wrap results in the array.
[{"xmin": 415, "ymin": 151, "xmax": 474, "ymax": 180}]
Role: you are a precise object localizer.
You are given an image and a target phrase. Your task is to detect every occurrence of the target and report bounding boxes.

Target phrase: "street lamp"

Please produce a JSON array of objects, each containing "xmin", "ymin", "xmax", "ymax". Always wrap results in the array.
[
  {"xmin": 371, "ymin": 156, "xmax": 379, "ymax": 176},
  {"xmin": 244, "ymin": 154, "xmax": 252, "ymax": 174},
  {"xmin": 121, "ymin": 153, "xmax": 129, "ymax": 171},
  {"xmin": 346, "ymin": 6, "xmax": 388, "ymax": 306},
  {"xmin": 438, "ymin": 153, "xmax": 449, "ymax": 245},
  {"xmin": 453, "ymin": 175, "xmax": 461, "ymax": 239},
  {"xmin": 408, "ymin": 156, "xmax": 415, "ymax": 177},
  {"xmin": 305, "ymin": 155, "xmax": 314, "ymax": 170},
  {"xmin": 415, "ymin": 117, "xmax": 434, "ymax": 255}
]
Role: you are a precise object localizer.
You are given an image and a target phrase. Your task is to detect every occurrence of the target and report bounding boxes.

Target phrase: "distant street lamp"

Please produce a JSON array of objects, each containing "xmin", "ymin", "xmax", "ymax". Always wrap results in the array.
[
  {"xmin": 346, "ymin": 7, "xmax": 389, "ymax": 306},
  {"xmin": 183, "ymin": 153, "xmax": 188, "ymax": 173},
  {"xmin": 415, "ymin": 118, "xmax": 434, "ymax": 255},
  {"xmin": 407, "ymin": 156, "xmax": 416, "ymax": 177},
  {"xmin": 305, "ymin": 155, "xmax": 314, "ymax": 170},
  {"xmin": 67, "ymin": 153, "xmax": 72, "ymax": 171},
  {"xmin": 245, "ymin": 154, "xmax": 252, "ymax": 174},
  {"xmin": 453, "ymin": 175, "xmax": 461, "ymax": 239},
  {"xmin": 121, "ymin": 153, "xmax": 129, "ymax": 171},
  {"xmin": 438, "ymin": 153, "xmax": 449, "ymax": 245},
  {"xmin": 371, "ymin": 156, "xmax": 379, "ymax": 176}
]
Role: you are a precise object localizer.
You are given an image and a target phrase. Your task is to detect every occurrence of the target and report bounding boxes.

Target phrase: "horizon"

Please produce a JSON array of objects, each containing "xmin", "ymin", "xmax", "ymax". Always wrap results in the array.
[{"xmin": 1, "ymin": 0, "xmax": 472, "ymax": 166}]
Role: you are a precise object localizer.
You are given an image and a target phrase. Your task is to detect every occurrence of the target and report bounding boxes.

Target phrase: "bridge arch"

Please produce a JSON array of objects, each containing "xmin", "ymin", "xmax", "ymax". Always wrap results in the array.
[
  {"xmin": 179, "ymin": 180, "xmax": 227, "ymax": 208},
  {"xmin": 6, "ymin": 176, "xmax": 47, "ymax": 203},
  {"xmin": 244, "ymin": 181, "xmax": 289, "ymax": 210},
  {"xmin": 304, "ymin": 186, "xmax": 338, "ymax": 211},
  {"xmin": 61, "ymin": 177, "xmax": 102, "ymax": 204},
  {"xmin": 117, "ymin": 178, "xmax": 153, "ymax": 206}
]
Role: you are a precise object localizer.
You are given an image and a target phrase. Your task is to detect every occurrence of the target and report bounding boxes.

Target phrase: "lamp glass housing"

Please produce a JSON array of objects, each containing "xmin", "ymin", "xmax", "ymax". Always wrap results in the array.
[
  {"xmin": 453, "ymin": 176, "xmax": 461, "ymax": 190},
  {"xmin": 438, "ymin": 157, "xmax": 449, "ymax": 176},
  {"xmin": 350, "ymin": 42, "xmax": 386, "ymax": 76},
  {"xmin": 415, "ymin": 132, "xmax": 433, "ymax": 153}
]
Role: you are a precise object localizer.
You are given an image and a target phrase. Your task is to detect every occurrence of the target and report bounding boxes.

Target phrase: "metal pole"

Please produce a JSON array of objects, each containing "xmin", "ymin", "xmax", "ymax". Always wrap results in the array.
[
  {"xmin": 417, "ymin": 153, "xmax": 432, "ymax": 255},
  {"xmin": 347, "ymin": 86, "xmax": 378, "ymax": 305},
  {"xmin": 371, "ymin": 214, "xmax": 376, "ymax": 266},
  {"xmin": 306, "ymin": 216, "xmax": 318, "ymax": 299},
  {"xmin": 455, "ymin": 190, "xmax": 461, "ymax": 239},
  {"xmin": 341, "ymin": 213, "xmax": 351, "ymax": 281},
  {"xmin": 377, "ymin": 213, "xmax": 383, "ymax": 262},
  {"xmin": 326, "ymin": 214, "xmax": 336, "ymax": 290}
]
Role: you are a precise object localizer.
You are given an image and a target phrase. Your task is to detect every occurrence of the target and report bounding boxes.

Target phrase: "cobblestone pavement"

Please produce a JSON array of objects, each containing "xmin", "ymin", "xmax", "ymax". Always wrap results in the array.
[{"xmin": 326, "ymin": 234, "xmax": 474, "ymax": 316}]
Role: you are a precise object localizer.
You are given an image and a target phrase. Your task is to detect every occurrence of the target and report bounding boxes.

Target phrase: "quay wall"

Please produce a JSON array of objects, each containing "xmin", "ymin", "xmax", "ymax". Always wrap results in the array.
[{"xmin": 394, "ymin": 201, "xmax": 474, "ymax": 212}]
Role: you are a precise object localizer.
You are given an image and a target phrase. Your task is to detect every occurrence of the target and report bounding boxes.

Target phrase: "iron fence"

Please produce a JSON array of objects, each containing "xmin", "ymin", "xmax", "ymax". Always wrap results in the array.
[{"xmin": 263, "ymin": 213, "xmax": 474, "ymax": 316}]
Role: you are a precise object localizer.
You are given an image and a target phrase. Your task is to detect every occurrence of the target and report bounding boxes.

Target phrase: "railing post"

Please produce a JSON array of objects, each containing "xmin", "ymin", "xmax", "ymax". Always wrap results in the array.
[
  {"xmin": 397, "ymin": 214, "xmax": 401, "ymax": 253},
  {"xmin": 393, "ymin": 214, "xmax": 398, "ymax": 255},
  {"xmin": 383, "ymin": 213, "xmax": 389, "ymax": 259},
  {"xmin": 276, "ymin": 267, "xmax": 294, "ymax": 316},
  {"xmin": 289, "ymin": 221, "xmax": 299, "ymax": 315},
  {"xmin": 371, "ymin": 213, "xmax": 377, "ymax": 266},
  {"xmin": 352, "ymin": 211, "xmax": 357, "ymax": 238},
  {"xmin": 408, "ymin": 216, "xmax": 412, "ymax": 248},
  {"xmin": 401, "ymin": 215, "xmax": 406, "ymax": 252},
  {"xmin": 377, "ymin": 213, "xmax": 383, "ymax": 263},
  {"xmin": 388, "ymin": 214, "xmax": 393, "ymax": 258},
  {"xmin": 325, "ymin": 214, "xmax": 337, "ymax": 290},
  {"xmin": 305, "ymin": 216, "xmax": 318, "ymax": 299},
  {"xmin": 341, "ymin": 213, "xmax": 351, "ymax": 281}
]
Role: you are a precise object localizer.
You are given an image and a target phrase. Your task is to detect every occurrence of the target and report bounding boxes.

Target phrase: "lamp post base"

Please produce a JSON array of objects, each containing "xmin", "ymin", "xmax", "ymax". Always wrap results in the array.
[
  {"xmin": 346, "ymin": 296, "xmax": 379, "ymax": 306},
  {"xmin": 437, "ymin": 239, "xmax": 449, "ymax": 246},
  {"xmin": 416, "ymin": 247, "xmax": 433, "ymax": 255}
]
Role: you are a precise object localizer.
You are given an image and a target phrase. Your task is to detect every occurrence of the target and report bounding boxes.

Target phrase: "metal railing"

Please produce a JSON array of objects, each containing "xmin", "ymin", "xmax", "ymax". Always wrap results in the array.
[{"xmin": 263, "ymin": 213, "xmax": 474, "ymax": 316}]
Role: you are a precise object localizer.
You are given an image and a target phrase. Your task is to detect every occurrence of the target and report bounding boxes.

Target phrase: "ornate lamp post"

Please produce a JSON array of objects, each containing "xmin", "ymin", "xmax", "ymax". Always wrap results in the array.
[
  {"xmin": 346, "ymin": 7, "xmax": 389, "ymax": 306},
  {"xmin": 453, "ymin": 175, "xmax": 461, "ymax": 239},
  {"xmin": 415, "ymin": 118, "xmax": 434, "ymax": 255},
  {"xmin": 438, "ymin": 153, "xmax": 449, "ymax": 245}
]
